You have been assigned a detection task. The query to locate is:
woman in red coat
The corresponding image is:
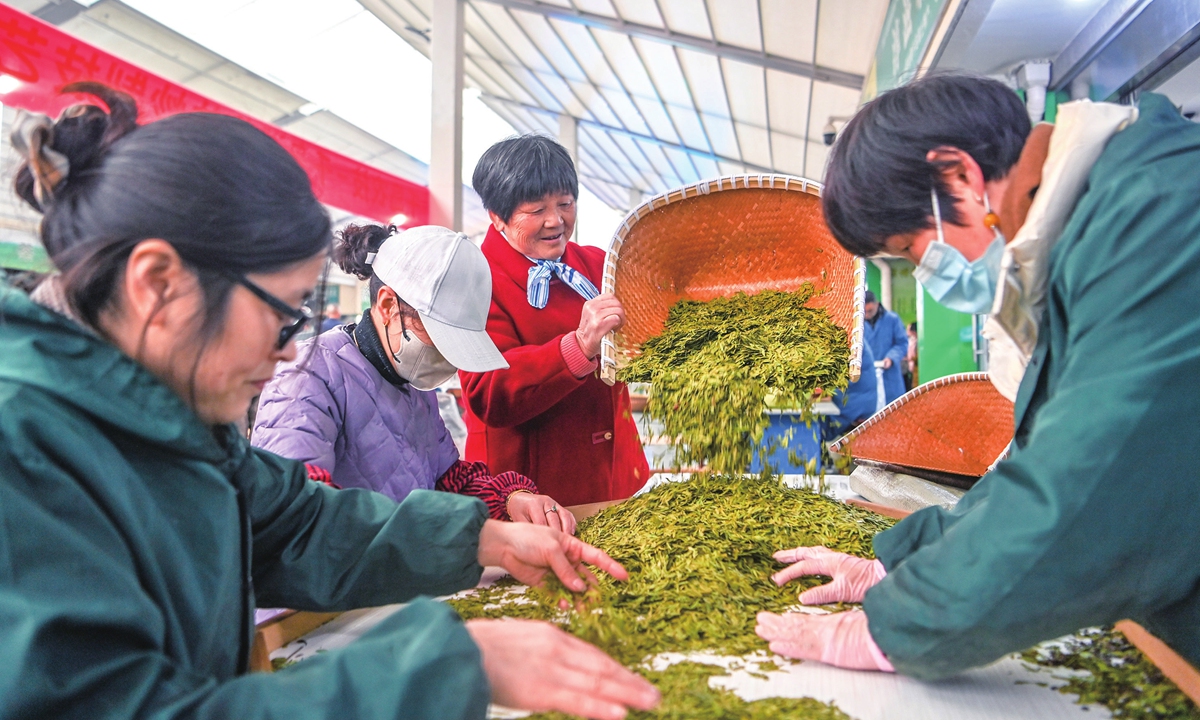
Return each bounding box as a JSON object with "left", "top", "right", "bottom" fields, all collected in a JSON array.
[{"left": 461, "top": 135, "right": 650, "bottom": 507}]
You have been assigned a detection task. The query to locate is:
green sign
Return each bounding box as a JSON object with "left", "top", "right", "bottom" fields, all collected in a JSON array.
[
  {"left": 0, "top": 241, "right": 51, "bottom": 272},
  {"left": 863, "top": 0, "right": 949, "bottom": 101},
  {"left": 916, "top": 285, "right": 977, "bottom": 381}
]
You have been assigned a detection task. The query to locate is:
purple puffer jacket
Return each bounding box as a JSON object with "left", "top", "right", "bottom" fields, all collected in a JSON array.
[{"left": 252, "top": 327, "right": 459, "bottom": 501}]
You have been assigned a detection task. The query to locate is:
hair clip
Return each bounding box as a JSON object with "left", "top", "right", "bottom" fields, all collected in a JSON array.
[
  {"left": 11, "top": 111, "right": 70, "bottom": 208},
  {"left": 365, "top": 252, "right": 377, "bottom": 265}
]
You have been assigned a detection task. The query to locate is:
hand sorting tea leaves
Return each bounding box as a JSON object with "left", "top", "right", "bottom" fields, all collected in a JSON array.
[
  {"left": 449, "top": 474, "right": 1199, "bottom": 718},
  {"left": 448, "top": 473, "right": 893, "bottom": 718},
  {"left": 618, "top": 287, "right": 849, "bottom": 473}
]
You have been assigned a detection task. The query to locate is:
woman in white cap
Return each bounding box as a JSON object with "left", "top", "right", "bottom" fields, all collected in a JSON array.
[{"left": 253, "top": 223, "right": 575, "bottom": 532}]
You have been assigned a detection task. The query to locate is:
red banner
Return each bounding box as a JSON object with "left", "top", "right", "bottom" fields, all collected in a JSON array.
[{"left": 0, "top": 4, "right": 428, "bottom": 225}]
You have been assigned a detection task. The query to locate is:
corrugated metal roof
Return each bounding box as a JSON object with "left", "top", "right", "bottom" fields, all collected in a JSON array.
[
  {"left": 363, "top": 0, "right": 888, "bottom": 209},
  {"left": 6, "top": 0, "right": 494, "bottom": 237}
]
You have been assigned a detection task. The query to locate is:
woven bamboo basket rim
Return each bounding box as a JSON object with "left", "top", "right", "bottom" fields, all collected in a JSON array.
[
  {"left": 831, "top": 372, "right": 1014, "bottom": 477},
  {"left": 598, "top": 173, "right": 865, "bottom": 387}
]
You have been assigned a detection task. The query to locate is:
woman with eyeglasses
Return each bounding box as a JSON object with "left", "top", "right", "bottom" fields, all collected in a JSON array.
[
  {"left": 0, "top": 83, "right": 658, "bottom": 720},
  {"left": 252, "top": 223, "right": 576, "bottom": 533}
]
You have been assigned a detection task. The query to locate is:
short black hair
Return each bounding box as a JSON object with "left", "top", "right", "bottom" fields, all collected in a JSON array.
[
  {"left": 822, "top": 74, "right": 1031, "bottom": 256},
  {"left": 471, "top": 134, "right": 578, "bottom": 223},
  {"left": 864, "top": 290, "right": 877, "bottom": 305}
]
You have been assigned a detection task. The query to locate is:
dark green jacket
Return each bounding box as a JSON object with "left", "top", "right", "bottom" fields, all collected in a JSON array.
[
  {"left": 864, "top": 94, "right": 1200, "bottom": 679},
  {"left": 0, "top": 286, "right": 491, "bottom": 718}
]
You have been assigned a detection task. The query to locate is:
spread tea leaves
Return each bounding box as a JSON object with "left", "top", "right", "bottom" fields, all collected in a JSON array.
[
  {"left": 1023, "top": 627, "right": 1199, "bottom": 718},
  {"left": 449, "top": 474, "right": 891, "bottom": 718}
]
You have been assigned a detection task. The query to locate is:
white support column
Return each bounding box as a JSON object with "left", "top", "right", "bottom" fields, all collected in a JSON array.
[
  {"left": 558, "top": 113, "right": 578, "bottom": 164},
  {"left": 628, "top": 187, "right": 643, "bottom": 210},
  {"left": 430, "top": 0, "right": 464, "bottom": 231},
  {"left": 870, "top": 258, "right": 893, "bottom": 310}
]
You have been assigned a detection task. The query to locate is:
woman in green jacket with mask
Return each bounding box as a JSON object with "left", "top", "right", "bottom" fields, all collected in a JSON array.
[
  {"left": 755, "top": 74, "right": 1200, "bottom": 680},
  {"left": 0, "top": 83, "right": 658, "bottom": 720}
]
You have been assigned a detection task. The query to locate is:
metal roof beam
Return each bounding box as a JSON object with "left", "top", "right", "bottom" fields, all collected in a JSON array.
[
  {"left": 480, "top": 93, "right": 775, "bottom": 174},
  {"left": 469, "top": 0, "right": 864, "bottom": 90},
  {"left": 1050, "top": 0, "right": 1151, "bottom": 91},
  {"left": 1051, "top": 0, "right": 1200, "bottom": 99}
]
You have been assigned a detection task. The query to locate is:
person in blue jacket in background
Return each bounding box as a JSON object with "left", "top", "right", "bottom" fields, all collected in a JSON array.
[
  {"left": 862, "top": 290, "right": 908, "bottom": 404},
  {"left": 823, "top": 341, "right": 880, "bottom": 441}
]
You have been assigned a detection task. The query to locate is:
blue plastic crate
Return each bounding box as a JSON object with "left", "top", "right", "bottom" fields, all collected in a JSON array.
[{"left": 747, "top": 413, "right": 823, "bottom": 474}]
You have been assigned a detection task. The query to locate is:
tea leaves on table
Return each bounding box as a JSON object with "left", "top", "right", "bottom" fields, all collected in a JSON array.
[{"left": 449, "top": 474, "right": 892, "bottom": 719}]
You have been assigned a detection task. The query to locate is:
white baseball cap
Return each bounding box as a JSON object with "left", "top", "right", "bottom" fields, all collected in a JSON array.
[{"left": 370, "top": 225, "right": 508, "bottom": 372}]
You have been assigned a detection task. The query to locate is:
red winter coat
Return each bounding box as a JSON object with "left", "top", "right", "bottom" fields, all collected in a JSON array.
[{"left": 460, "top": 227, "right": 649, "bottom": 506}]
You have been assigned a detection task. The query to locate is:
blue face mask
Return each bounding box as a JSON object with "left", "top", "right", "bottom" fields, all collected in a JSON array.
[{"left": 912, "top": 187, "right": 1004, "bottom": 315}]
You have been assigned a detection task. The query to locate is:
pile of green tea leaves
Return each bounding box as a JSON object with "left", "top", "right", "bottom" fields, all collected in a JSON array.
[
  {"left": 567, "top": 660, "right": 852, "bottom": 720},
  {"left": 618, "top": 287, "right": 849, "bottom": 474},
  {"left": 1022, "top": 627, "right": 1200, "bottom": 719},
  {"left": 448, "top": 473, "right": 892, "bottom": 718}
]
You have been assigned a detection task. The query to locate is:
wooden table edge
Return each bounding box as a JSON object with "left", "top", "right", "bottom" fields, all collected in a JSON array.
[
  {"left": 1115, "top": 620, "right": 1200, "bottom": 706},
  {"left": 250, "top": 611, "right": 342, "bottom": 672}
]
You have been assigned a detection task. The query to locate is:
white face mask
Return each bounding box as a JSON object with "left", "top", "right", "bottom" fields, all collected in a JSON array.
[
  {"left": 389, "top": 327, "right": 458, "bottom": 392},
  {"left": 912, "top": 187, "right": 1005, "bottom": 315}
]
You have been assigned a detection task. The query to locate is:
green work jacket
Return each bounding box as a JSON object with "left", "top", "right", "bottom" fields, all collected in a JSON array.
[
  {"left": 0, "top": 286, "right": 491, "bottom": 718},
  {"left": 864, "top": 93, "right": 1200, "bottom": 679}
]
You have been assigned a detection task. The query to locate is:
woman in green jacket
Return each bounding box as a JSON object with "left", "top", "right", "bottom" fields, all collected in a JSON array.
[
  {"left": 0, "top": 83, "right": 658, "bottom": 720},
  {"left": 755, "top": 75, "right": 1200, "bottom": 679}
]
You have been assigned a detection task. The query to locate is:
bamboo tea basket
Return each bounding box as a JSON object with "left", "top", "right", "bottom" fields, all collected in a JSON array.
[
  {"left": 598, "top": 175, "right": 865, "bottom": 386},
  {"left": 831, "top": 372, "right": 1014, "bottom": 481}
]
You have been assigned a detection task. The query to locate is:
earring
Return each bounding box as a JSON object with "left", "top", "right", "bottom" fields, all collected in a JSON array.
[{"left": 982, "top": 191, "right": 1001, "bottom": 230}]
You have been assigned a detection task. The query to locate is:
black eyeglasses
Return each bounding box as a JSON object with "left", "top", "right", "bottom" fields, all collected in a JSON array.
[{"left": 228, "top": 273, "right": 314, "bottom": 350}]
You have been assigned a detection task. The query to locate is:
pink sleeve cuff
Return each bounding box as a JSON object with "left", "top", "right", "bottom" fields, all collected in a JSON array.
[
  {"left": 863, "top": 563, "right": 893, "bottom": 673},
  {"left": 870, "top": 559, "right": 887, "bottom": 583},
  {"left": 560, "top": 332, "right": 598, "bottom": 378},
  {"left": 867, "top": 627, "right": 896, "bottom": 672}
]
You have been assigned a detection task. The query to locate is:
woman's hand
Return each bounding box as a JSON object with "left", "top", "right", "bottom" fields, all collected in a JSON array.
[
  {"left": 576, "top": 293, "right": 626, "bottom": 359},
  {"left": 477, "top": 519, "right": 626, "bottom": 592},
  {"left": 506, "top": 491, "right": 578, "bottom": 534},
  {"left": 467, "top": 618, "right": 660, "bottom": 719},
  {"left": 771, "top": 546, "right": 886, "bottom": 604}
]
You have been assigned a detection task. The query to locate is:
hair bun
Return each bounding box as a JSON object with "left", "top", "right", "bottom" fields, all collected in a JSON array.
[
  {"left": 13, "top": 81, "right": 138, "bottom": 212},
  {"left": 333, "top": 223, "right": 391, "bottom": 280}
]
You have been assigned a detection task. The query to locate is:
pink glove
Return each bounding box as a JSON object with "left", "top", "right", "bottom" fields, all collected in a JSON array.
[
  {"left": 771, "top": 546, "right": 886, "bottom": 604},
  {"left": 756, "top": 609, "right": 894, "bottom": 672}
]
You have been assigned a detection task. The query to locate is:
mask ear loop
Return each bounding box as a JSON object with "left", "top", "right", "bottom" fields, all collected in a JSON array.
[
  {"left": 383, "top": 315, "right": 398, "bottom": 358},
  {"left": 384, "top": 288, "right": 413, "bottom": 342},
  {"left": 931, "top": 187, "right": 946, "bottom": 244}
]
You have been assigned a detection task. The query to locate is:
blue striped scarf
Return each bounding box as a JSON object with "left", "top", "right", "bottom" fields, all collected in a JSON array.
[{"left": 526, "top": 259, "right": 599, "bottom": 309}]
